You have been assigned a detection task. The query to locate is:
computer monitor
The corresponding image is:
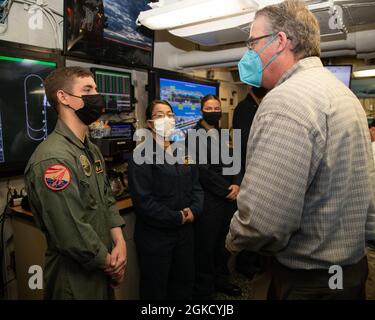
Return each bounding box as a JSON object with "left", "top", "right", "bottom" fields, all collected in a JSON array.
[
  {"left": 351, "top": 78, "right": 375, "bottom": 98},
  {"left": 160, "top": 77, "right": 218, "bottom": 130},
  {"left": 149, "top": 69, "right": 219, "bottom": 140},
  {"left": 92, "top": 68, "right": 132, "bottom": 113},
  {"left": 64, "top": 0, "right": 153, "bottom": 68},
  {"left": 0, "top": 42, "right": 62, "bottom": 176},
  {"left": 324, "top": 65, "right": 352, "bottom": 87}
]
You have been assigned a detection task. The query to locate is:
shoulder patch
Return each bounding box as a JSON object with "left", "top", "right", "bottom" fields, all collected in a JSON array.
[{"left": 44, "top": 164, "right": 71, "bottom": 191}]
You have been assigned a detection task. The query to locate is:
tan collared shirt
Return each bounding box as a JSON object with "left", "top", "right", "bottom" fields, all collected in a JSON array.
[{"left": 227, "top": 57, "right": 375, "bottom": 269}]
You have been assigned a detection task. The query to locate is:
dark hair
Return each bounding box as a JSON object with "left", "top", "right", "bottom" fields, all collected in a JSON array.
[
  {"left": 201, "top": 94, "right": 220, "bottom": 109},
  {"left": 252, "top": 86, "right": 269, "bottom": 98},
  {"left": 146, "top": 100, "right": 173, "bottom": 120},
  {"left": 44, "top": 66, "right": 94, "bottom": 110}
]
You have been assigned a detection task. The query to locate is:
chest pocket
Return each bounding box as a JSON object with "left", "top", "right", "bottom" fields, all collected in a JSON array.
[{"left": 79, "top": 179, "right": 98, "bottom": 211}]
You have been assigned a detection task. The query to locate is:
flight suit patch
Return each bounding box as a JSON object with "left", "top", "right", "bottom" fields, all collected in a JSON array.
[
  {"left": 44, "top": 164, "right": 71, "bottom": 191},
  {"left": 80, "top": 155, "right": 92, "bottom": 177},
  {"left": 95, "top": 160, "right": 104, "bottom": 174}
]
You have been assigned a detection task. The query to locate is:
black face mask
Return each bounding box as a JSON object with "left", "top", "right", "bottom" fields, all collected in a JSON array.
[
  {"left": 64, "top": 92, "right": 105, "bottom": 125},
  {"left": 202, "top": 111, "right": 222, "bottom": 126}
]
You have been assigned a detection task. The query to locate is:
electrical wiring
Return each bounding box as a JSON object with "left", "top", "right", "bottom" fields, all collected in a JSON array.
[
  {"left": 33, "top": 2, "right": 63, "bottom": 47},
  {"left": 12, "top": 0, "right": 62, "bottom": 48},
  {"left": 43, "top": 3, "right": 62, "bottom": 17},
  {"left": 40, "top": 6, "right": 59, "bottom": 47},
  {"left": 12, "top": 0, "right": 57, "bottom": 45},
  {"left": 43, "top": 6, "right": 63, "bottom": 48}
]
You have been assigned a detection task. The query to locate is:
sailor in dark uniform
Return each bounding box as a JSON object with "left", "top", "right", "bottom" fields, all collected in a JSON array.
[
  {"left": 187, "top": 94, "right": 242, "bottom": 299},
  {"left": 128, "top": 100, "right": 204, "bottom": 300}
]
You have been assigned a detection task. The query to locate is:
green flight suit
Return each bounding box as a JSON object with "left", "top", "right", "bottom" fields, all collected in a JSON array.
[{"left": 24, "top": 119, "right": 125, "bottom": 300}]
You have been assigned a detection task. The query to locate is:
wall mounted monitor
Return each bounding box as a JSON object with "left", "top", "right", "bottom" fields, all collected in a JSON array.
[
  {"left": 91, "top": 68, "right": 132, "bottom": 113},
  {"left": 351, "top": 78, "right": 375, "bottom": 98},
  {"left": 149, "top": 69, "right": 219, "bottom": 140},
  {"left": 0, "top": 41, "right": 63, "bottom": 177},
  {"left": 324, "top": 65, "right": 352, "bottom": 87},
  {"left": 64, "top": 0, "right": 153, "bottom": 68}
]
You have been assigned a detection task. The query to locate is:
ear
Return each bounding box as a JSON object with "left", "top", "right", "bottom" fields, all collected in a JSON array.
[
  {"left": 56, "top": 89, "right": 69, "bottom": 106},
  {"left": 276, "top": 31, "right": 289, "bottom": 53}
]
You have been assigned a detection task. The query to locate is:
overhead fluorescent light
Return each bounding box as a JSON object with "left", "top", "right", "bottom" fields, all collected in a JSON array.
[
  {"left": 137, "top": 0, "right": 258, "bottom": 30},
  {"left": 353, "top": 67, "right": 375, "bottom": 78},
  {"left": 169, "top": 12, "right": 255, "bottom": 37}
]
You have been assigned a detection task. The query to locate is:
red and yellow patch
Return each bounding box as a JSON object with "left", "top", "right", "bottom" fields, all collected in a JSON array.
[{"left": 44, "top": 164, "right": 71, "bottom": 191}]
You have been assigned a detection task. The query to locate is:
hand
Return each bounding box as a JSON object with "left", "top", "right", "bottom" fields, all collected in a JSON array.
[
  {"left": 180, "top": 210, "right": 188, "bottom": 224},
  {"left": 183, "top": 208, "right": 194, "bottom": 223},
  {"left": 103, "top": 253, "right": 112, "bottom": 270},
  {"left": 226, "top": 185, "right": 240, "bottom": 201},
  {"left": 104, "top": 239, "right": 127, "bottom": 277},
  {"left": 110, "top": 268, "right": 125, "bottom": 289},
  {"left": 225, "top": 232, "right": 241, "bottom": 255}
]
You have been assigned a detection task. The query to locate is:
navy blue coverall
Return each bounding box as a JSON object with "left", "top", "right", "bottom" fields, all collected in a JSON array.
[
  {"left": 128, "top": 139, "right": 204, "bottom": 300},
  {"left": 187, "top": 120, "right": 242, "bottom": 299}
]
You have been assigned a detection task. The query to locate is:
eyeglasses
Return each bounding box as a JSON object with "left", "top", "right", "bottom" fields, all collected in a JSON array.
[
  {"left": 246, "top": 33, "right": 276, "bottom": 50},
  {"left": 151, "top": 112, "right": 175, "bottom": 120}
]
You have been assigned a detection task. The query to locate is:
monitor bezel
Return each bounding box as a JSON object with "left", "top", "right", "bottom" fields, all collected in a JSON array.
[{"left": 0, "top": 40, "right": 64, "bottom": 178}]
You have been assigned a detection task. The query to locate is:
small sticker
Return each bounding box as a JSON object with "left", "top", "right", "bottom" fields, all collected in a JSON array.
[
  {"left": 95, "top": 160, "right": 104, "bottom": 174},
  {"left": 79, "top": 155, "right": 92, "bottom": 176},
  {"left": 44, "top": 164, "right": 71, "bottom": 191}
]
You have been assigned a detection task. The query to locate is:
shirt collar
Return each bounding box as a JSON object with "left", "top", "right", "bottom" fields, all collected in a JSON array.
[
  {"left": 275, "top": 56, "right": 323, "bottom": 87},
  {"left": 54, "top": 118, "right": 88, "bottom": 150}
]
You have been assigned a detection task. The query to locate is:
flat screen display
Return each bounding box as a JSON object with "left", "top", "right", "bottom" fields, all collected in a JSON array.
[
  {"left": 65, "top": 0, "right": 153, "bottom": 68},
  {"left": 325, "top": 65, "right": 352, "bottom": 87},
  {"left": 159, "top": 77, "right": 218, "bottom": 140},
  {"left": 351, "top": 78, "right": 375, "bottom": 98},
  {"left": 0, "top": 54, "right": 57, "bottom": 176},
  {"left": 103, "top": 0, "right": 153, "bottom": 51},
  {"left": 92, "top": 68, "right": 132, "bottom": 113}
]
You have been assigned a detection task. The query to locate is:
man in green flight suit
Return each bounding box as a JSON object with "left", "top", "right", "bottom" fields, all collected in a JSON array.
[{"left": 24, "top": 66, "right": 127, "bottom": 299}]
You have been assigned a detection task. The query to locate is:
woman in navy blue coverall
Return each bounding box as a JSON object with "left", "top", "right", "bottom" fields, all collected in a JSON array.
[
  {"left": 128, "top": 100, "right": 204, "bottom": 300},
  {"left": 188, "top": 94, "right": 242, "bottom": 299}
]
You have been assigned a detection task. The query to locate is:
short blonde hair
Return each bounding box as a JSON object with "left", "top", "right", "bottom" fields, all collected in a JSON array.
[{"left": 255, "top": 0, "right": 321, "bottom": 58}]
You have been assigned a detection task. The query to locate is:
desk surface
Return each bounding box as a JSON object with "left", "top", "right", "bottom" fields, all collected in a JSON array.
[{"left": 11, "top": 197, "right": 133, "bottom": 219}]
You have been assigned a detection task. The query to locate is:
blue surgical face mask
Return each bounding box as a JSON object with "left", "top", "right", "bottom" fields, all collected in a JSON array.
[{"left": 238, "top": 34, "right": 280, "bottom": 87}]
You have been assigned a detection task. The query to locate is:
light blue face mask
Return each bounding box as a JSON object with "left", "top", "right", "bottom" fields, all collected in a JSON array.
[{"left": 238, "top": 33, "right": 280, "bottom": 87}]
